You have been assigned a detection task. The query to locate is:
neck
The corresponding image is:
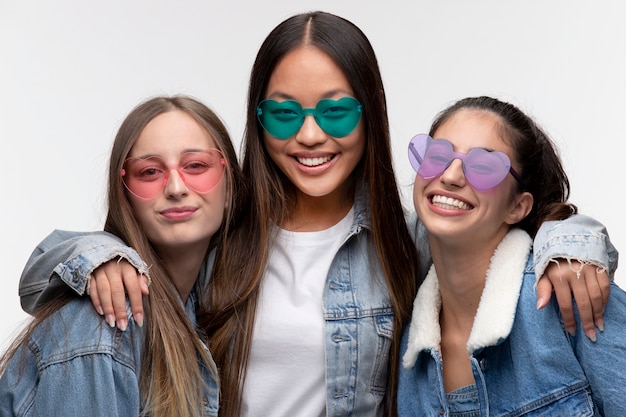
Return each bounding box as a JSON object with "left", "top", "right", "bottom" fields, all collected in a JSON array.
[
  {"left": 428, "top": 228, "right": 507, "bottom": 332},
  {"left": 157, "top": 241, "right": 209, "bottom": 303},
  {"left": 281, "top": 181, "right": 355, "bottom": 232}
]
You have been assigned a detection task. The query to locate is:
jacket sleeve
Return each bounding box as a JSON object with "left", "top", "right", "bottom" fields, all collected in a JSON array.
[
  {"left": 19, "top": 229, "right": 149, "bottom": 314},
  {"left": 533, "top": 214, "right": 618, "bottom": 281}
]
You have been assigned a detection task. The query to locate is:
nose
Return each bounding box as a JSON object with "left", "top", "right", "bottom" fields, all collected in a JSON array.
[
  {"left": 294, "top": 114, "right": 327, "bottom": 146},
  {"left": 439, "top": 158, "right": 467, "bottom": 188},
  {"left": 163, "top": 169, "right": 189, "bottom": 198}
]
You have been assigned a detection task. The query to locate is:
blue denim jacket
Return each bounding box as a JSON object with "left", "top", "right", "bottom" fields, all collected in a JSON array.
[
  {"left": 16, "top": 205, "right": 617, "bottom": 416},
  {"left": 398, "top": 229, "right": 626, "bottom": 416},
  {"left": 4, "top": 240, "right": 219, "bottom": 416}
]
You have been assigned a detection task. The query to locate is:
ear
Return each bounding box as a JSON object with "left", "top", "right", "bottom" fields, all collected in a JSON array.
[{"left": 505, "top": 191, "right": 533, "bottom": 225}]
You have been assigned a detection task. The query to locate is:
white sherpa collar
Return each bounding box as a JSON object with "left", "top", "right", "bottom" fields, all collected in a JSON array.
[{"left": 402, "top": 229, "right": 532, "bottom": 369}]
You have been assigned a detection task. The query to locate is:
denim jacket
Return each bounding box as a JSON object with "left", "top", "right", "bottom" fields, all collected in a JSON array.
[
  {"left": 398, "top": 229, "right": 626, "bottom": 416},
  {"left": 3, "top": 245, "right": 219, "bottom": 416},
  {"left": 16, "top": 201, "right": 617, "bottom": 416}
]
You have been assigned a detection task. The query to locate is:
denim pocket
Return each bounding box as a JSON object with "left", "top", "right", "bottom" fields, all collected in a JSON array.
[{"left": 505, "top": 387, "right": 594, "bottom": 417}]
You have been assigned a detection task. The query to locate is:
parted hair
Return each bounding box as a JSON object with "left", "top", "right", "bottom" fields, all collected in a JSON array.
[
  {"left": 105, "top": 95, "right": 246, "bottom": 416},
  {"left": 199, "top": 11, "right": 420, "bottom": 417}
]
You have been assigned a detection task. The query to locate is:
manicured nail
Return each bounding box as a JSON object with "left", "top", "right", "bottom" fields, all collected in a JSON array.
[
  {"left": 96, "top": 306, "right": 104, "bottom": 315},
  {"left": 135, "top": 313, "right": 144, "bottom": 328},
  {"left": 596, "top": 318, "right": 604, "bottom": 332},
  {"left": 106, "top": 314, "right": 116, "bottom": 328},
  {"left": 585, "top": 329, "right": 597, "bottom": 342},
  {"left": 117, "top": 319, "right": 128, "bottom": 332},
  {"left": 566, "top": 326, "right": 576, "bottom": 337}
]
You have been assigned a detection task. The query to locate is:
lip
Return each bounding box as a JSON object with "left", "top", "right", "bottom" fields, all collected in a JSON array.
[{"left": 159, "top": 206, "right": 198, "bottom": 221}]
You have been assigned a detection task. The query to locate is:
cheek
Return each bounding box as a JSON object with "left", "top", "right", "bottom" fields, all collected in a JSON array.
[
  {"left": 343, "top": 125, "right": 366, "bottom": 161},
  {"left": 202, "top": 182, "right": 228, "bottom": 228},
  {"left": 128, "top": 198, "right": 153, "bottom": 230},
  {"left": 262, "top": 135, "right": 283, "bottom": 165}
]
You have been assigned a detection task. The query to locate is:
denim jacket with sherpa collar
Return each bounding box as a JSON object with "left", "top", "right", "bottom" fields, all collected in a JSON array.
[{"left": 398, "top": 228, "right": 626, "bottom": 416}]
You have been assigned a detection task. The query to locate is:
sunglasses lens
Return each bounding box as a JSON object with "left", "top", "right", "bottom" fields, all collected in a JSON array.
[
  {"left": 419, "top": 140, "right": 455, "bottom": 178},
  {"left": 177, "top": 150, "right": 226, "bottom": 193},
  {"left": 462, "top": 149, "right": 511, "bottom": 191},
  {"left": 408, "top": 134, "right": 452, "bottom": 178},
  {"left": 122, "top": 156, "right": 167, "bottom": 199},
  {"left": 122, "top": 150, "right": 225, "bottom": 199},
  {"left": 315, "top": 97, "right": 362, "bottom": 138},
  {"left": 257, "top": 100, "right": 304, "bottom": 139}
]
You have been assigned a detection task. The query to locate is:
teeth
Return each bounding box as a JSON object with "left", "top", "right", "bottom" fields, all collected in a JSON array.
[
  {"left": 297, "top": 155, "right": 333, "bottom": 167},
  {"left": 432, "top": 195, "right": 472, "bottom": 210}
]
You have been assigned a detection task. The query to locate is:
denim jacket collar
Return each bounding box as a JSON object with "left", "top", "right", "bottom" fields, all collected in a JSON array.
[
  {"left": 403, "top": 229, "right": 532, "bottom": 368},
  {"left": 350, "top": 181, "right": 372, "bottom": 234}
]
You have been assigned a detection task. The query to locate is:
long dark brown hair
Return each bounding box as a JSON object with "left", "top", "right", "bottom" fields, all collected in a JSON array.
[{"left": 200, "top": 11, "right": 420, "bottom": 416}]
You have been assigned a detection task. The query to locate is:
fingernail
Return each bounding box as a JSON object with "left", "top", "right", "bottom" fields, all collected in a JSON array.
[
  {"left": 97, "top": 306, "right": 104, "bottom": 316},
  {"left": 585, "top": 329, "right": 597, "bottom": 342},
  {"left": 117, "top": 319, "right": 128, "bottom": 332},
  {"left": 106, "top": 314, "right": 116, "bottom": 328},
  {"left": 536, "top": 299, "right": 544, "bottom": 310},
  {"left": 566, "top": 326, "right": 576, "bottom": 337},
  {"left": 135, "top": 313, "right": 144, "bottom": 328},
  {"left": 597, "top": 319, "right": 604, "bottom": 332}
]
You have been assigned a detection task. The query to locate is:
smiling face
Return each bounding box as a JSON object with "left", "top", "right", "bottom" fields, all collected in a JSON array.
[
  {"left": 261, "top": 46, "right": 366, "bottom": 204},
  {"left": 126, "top": 110, "right": 227, "bottom": 255},
  {"left": 413, "top": 109, "right": 532, "bottom": 247}
]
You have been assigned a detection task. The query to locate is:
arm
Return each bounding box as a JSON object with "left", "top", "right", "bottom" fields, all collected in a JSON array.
[
  {"left": 19, "top": 230, "right": 149, "bottom": 322},
  {"left": 533, "top": 214, "right": 618, "bottom": 340}
]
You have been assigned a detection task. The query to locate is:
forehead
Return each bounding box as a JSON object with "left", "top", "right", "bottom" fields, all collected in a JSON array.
[
  {"left": 433, "top": 109, "right": 511, "bottom": 153},
  {"left": 265, "top": 46, "right": 354, "bottom": 103},
  {"left": 131, "top": 110, "right": 217, "bottom": 157}
]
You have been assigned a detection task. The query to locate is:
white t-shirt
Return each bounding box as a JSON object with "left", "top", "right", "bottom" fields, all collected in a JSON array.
[{"left": 241, "top": 208, "right": 355, "bottom": 417}]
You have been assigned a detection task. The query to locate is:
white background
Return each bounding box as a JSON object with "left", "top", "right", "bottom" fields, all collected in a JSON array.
[{"left": 1, "top": 1, "right": 624, "bottom": 350}]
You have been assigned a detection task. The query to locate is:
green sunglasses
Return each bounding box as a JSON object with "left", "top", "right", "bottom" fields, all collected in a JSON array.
[{"left": 256, "top": 97, "right": 363, "bottom": 140}]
